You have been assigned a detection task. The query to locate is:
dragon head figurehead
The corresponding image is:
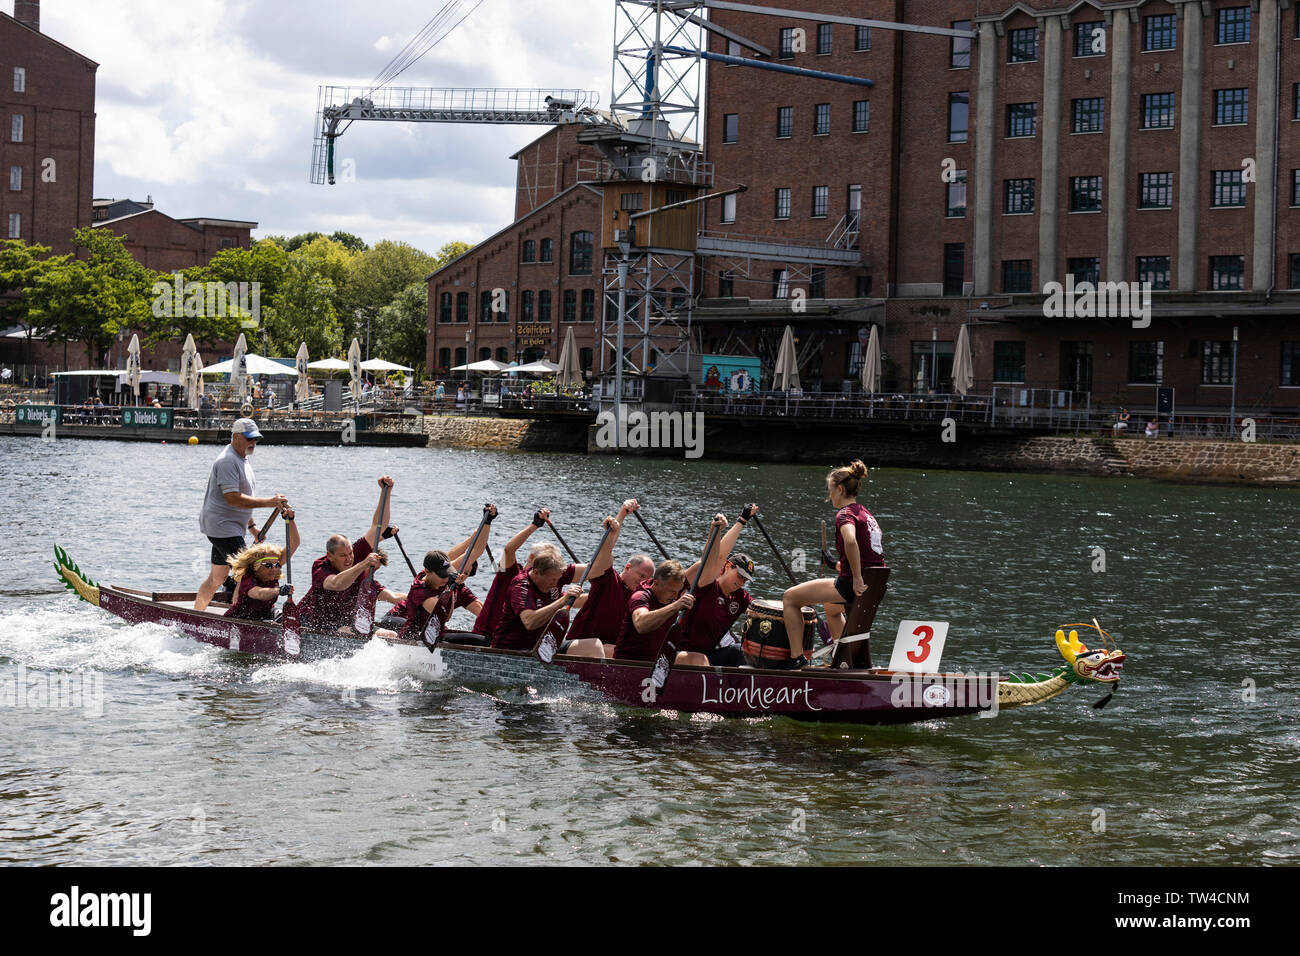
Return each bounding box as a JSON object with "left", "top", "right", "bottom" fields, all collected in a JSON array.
[{"left": 1055, "top": 627, "right": 1125, "bottom": 685}]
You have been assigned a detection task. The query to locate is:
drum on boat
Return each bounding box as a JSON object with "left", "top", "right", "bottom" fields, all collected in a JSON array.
[{"left": 741, "top": 598, "right": 816, "bottom": 666}]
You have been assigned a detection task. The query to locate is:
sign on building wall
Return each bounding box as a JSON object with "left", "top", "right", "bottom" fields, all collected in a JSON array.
[
  {"left": 15, "top": 405, "right": 61, "bottom": 425},
  {"left": 517, "top": 323, "right": 552, "bottom": 347},
  {"left": 701, "top": 355, "right": 762, "bottom": 394}
]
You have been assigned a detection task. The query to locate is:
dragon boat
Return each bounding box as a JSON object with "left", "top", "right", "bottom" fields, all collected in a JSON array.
[{"left": 54, "top": 545, "right": 1126, "bottom": 725}]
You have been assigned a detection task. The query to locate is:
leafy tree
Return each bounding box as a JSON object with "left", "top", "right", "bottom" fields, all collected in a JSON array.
[
  {"left": 0, "top": 239, "right": 58, "bottom": 324},
  {"left": 432, "top": 241, "right": 473, "bottom": 269},
  {"left": 267, "top": 251, "right": 342, "bottom": 357},
  {"left": 329, "top": 230, "right": 367, "bottom": 252},
  {"left": 345, "top": 240, "right": 438, "bottom": 347},
  {"left": 373, "top": 281, "right": 429, "bottom": 373}
]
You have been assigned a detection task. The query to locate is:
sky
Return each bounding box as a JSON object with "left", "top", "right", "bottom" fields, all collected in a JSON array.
[{"left": 39, "top": 0, "right": 618, "bottom": 254}]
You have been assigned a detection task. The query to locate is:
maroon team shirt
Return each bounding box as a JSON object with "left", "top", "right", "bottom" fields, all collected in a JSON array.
[
  {"left": 225, "top": 573, "right": 277, "bottom": 621},
  {"left": 491, "top": 565, "right": 577, "bottom": 650},
  {"left": 298, "top": 535, "right": 374, "bottom": 629},
  {"left": 473, "top": 564, "right": 523, "bottom": 636},
  {"left": 679, "top": 580, "right": 751, "bottom": 653},
  {"left": 835, "top": 503, "right": 885, "bottom": 573},
  {"left": 398, "top": 571, "right": 479, "bottom": 644},
  {"left": 614, "top": 580, "right": 677, "bottom": 661},
  {"left": 566, "top": 567, "right": 634, "bottom": 644}
]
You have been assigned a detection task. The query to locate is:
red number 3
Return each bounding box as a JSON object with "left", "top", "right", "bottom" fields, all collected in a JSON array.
[{"left": 907, "top": 625, "right": 934, "bottom": 663}]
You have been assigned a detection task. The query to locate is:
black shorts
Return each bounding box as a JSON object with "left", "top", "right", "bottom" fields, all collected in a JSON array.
[
  {"left": 207, "top": 535, "right": 246, "bottom": 567},
  {"left": 707, "top": 645, "right": 746, "bottom": 667},
  {"left": 833, "top": 575, "right": 856, "bottom": 606},
  {"left": 377, "top": 612, "right": 406, "bottom": 630}
]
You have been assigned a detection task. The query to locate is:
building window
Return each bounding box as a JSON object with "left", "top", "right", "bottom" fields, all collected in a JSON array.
[
  {"left": 497, "top": 290, "right": 510, "bottom": 322},
  {"left": 817, "top": 23, "right": 832, "bottom": 55},
  {"left": 811, "top": 185, "right": 829, "bottom": 218},
  {"left": 580, "top": 289, "right": 594, "bottom": 322},
  {"left": 10, "top": 114, "right": 22, "bottom": 143},
  {"left": 579, "top": 347, "right": 593, "bottom": 372},
  {"left": 7, "top": 213, "right": 19, "bottom": 239},
  {"left": 1129, "top": 341, "right": 1164, "bottom": 384},
  {"left": 538, "top": 290, "right": 551, "bottom": 323},
  {"left": 8, "top": 166, "right": 20, "bottom": 192},
  {"left": 665, "top": 188, "right": 686, "bottom": 206},
  {"left": 773, "top": 270, "right": 789, "bottom": 298},
  {"left": 496, "top": 347, "right": 509, "bottom": 363},
  {"left": 438, "top": 348, "right": 451, "bottom": 370},
  {"left": 943, "top": 243, "right": 965, "bottom": 296},
  {"left": 620, "top": 192, "right": 643, "bottom": 212},
  {"left": 540, "top": 238, "right": 553, "bottom": 262},
  {"left": 1006, "top": 102, "right": 1037, "bottom": 137},
  {"left": 438, "top": 292, "right": 452, "bottom": 323},
  {"left": 1067, "top": 257, "right": 1100, "bottom": 285},
  {"left": 1214, "top": 88, "right": 1248, "bottom": 125},
  {"left": 855, "top": 25, "right": 871, "bottom": 52},
  {"left": 480, "top": 290, "right": 492, "bottom": 323},
  {"left": 951, "top": 21, "right": 971, "bottom": 68},
  {"left": 563, "top": 289, "right": 576, "bottom": 322},
  {"left": 726, "top": 39, "right": 740, "bottom": 57},
  {"left": 723, "top": 113, "right": 738, "bottom": 143},
  {"left": 1002, "top": 260, "right": 1033, "bottom": 294},
  {"left": 1139, "top": 172, "right": 1173, "bottom": 209},
  {"left": 1212, "top": 170, "right": 1247, "bottom": 208},
  {"left": 852, "top": 100, "right": 870, "bottom": 132},
  {"left": 1282, "top": 342, "right": 1300, "bottom": 386},
  {"left": 1072, "top": 97, "right": 1105, "bottom": 133},
  {"left": 1004, "top": 178, "right": 1035, "bottom": 214},
  {"left": 1075, "top": 22, "right": 1105, "bottom": 57},
  {"left": 1209, "top": 256, "right": 1244, "bottom": 290},
  {"left": 946, "top": 170, "right": 967, "bottom": 218},
  {"left": 1202, "top": 341, "right": 1234, "bottom": 384},
  {"left": 478, "top": 347, "right": 491, "bottom": 362},
  {"left": 948, "top": 92, "right": 969, "bottom": 142},
  {"left": 1137, "top": 256, "right": 1171, "bottom": 290},
  {"left": 813, "top": 103, "right": 830, "bottom": 135},
  {"left": 456, "top": 292, "right": 468, "bottom": 323},
  {"left": 569, "top": 230, "right": 593, "bottom": 275},
  {"left": 1216, "top": 7, "right": 1251, "bottom": 45},
  {"left": 776, "top": 106, "right": 793, "bottom": 138},
  {"left": 1144, "top": 14, "right": 1176, "bottom": 51},
  {"left": 774, "top": 187, "right": 791, "bottom": 219},
  {"left": 721, "top": 192, "right": 737, "bottom": 223},
  {"left": 521, "top": 290, "right": 534, "bottom": 322},
  {"left": 1293, "top": 169, "right": 1300, "bottom": 207},
  {"left": 810, "top": 268, "right": 825, "bottom": 299},
  {"left": 779, "top": 27, "right": 797, "bottom": 58},
  {"left": 453, "top": 347, "right": 467, "bottom": 368},
  {"left": 994, "top": 341, "right": 1027, "bottom": 382},
  {"left": 12, "top": 67, "right": 24, "bottom": 93},
  {"left": 1008, "top": 27, "right": 1039, "bottom": 63},
  {"left": 1294, "top": 83, "right": 1300, "bottom": 121},
  {"left": 856, "top": 275, "right": 873, "bottom": 297},
  {"left": 1070, "top": 176, "right": 1103, "bottom": 212},
  {"left": 1141, "top": 92, "right": 1175, "bottom": 129},
  {"left": 719, "top": 271, "right": 734, "bottom": 297},
  {"left": 522, "top": 240, "right": 536, "bottom": 263},
  {"left": 219, "top": 237, "right": 233, "bottom": 249}
]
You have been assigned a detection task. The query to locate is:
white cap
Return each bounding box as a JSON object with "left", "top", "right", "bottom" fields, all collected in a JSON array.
[{"left": 232, "top": 418, "right": 262, "bottom": 439}]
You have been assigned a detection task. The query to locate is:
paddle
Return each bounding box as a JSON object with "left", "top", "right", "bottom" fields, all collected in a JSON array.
[
  {"left": 385, "top": 525, "right": 419, "bottom": 579},
  {"left": 752, "top": 512, "right": 833, "bottom": 645},
  {"left": 649, "top": 521, "right": 721, "bottom": 692},
  {"left": 535, "top": 520, "right": 613, "bottom": 663},
  {"left": 281, "top": 512, "right": 300, "bottom": 656},
  {"left": 545, "top": 518, "right": 579, "bottom": 564},
  {"left": 249, "top": 509, "right": 279, "bottom": 543},
  {"left": 352, "top": 482, "right": 391, "bottom": 635},
  {"left": 631, "top": 509, "right": 671, "bottom": 561},
  {"left": 423, "top": 504, "right": 493, "bottom": 651}
]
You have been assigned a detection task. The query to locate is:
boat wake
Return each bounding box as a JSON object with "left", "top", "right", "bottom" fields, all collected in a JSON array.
[{"left": 250, "top": 637, "right": 449, "bottom": 692}]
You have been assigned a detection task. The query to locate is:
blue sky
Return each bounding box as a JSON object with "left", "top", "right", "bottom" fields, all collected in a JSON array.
[{"left": 41, "top": 0, "right": 615, "bottom": 252}]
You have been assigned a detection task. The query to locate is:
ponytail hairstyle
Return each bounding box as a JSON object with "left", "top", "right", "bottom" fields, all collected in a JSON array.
[{"left": 827, "top": 459, "right": 868, "bottom": 498}]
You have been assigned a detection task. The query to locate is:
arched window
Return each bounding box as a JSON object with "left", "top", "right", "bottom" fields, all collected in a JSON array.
[
  {"left": 496, "top": 347, "right": 509, "bottom": 363},
  {"left": 581, "top": 289, "right": 595, "bottom": 322},
  {"left": 439, "top": 292, "right": 452, "bottom": 323},
  {"left": 563, "top": 290, "right": 576, "bottom": 322},
  {"left": 521, "top": 290, "right": 534, "bottom": 322},
  {"left": 480, "top": 290, "right": 492, "bottom": 323},
  {"left": 522, "top": 240, "right": 536, "bottom": 263},
  {"left": 569, "top": 231, "right": 593, "bottom": 275},
  {"left": 540, "top": 238, "right": 553, "bottom": 262},
  {"left": 456, "top": 292, "right": 469, "bottom": 323},
  {"left": 454, "top": 347, "right": 467, "bottom": 368},
  {"left": 438, "top": 347, "right": 451, "bottom": 369},
  {"left": 538, "top": 290, "right": 551, "bottom": 323},
  {"left": 579, "top": 347, "right": 593, "bottom": 372},
  {"left": 479, "top": 347, "right": 491, "bottom": 361}
]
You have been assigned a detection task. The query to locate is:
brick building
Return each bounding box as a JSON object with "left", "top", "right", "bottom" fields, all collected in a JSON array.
[
  {"left": 0, "top": 0, "right": 96, "bottom": 254},
  {"left": 91, "top": 202, "right": 257, "bottom": 272}
]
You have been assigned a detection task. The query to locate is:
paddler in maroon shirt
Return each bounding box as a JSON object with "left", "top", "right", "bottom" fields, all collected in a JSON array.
[
  {"left": 565, "top": 499, "right": 653, "bottom": 652},
  {"left": 397, "top": 549, "right": 487, "bottom": 647},
  {"left": 613, "top": 558, "right": 696, "bottom": 661},
  {"left": 673, "top": 504, "right": 759, "bottom": 668},
  {"left": 472, "top": 507, "right": 552, "bottom": 638},
  {"left": 297, "top": 475, "right": 398, "bottom": 634},
  {"left": 490, "top": 542, "right": 603, "bottom": 657}
]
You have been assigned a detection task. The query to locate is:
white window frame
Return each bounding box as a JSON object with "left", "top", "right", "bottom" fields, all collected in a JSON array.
[
  {"left": 8, "top": 214, "right": 20, "bottom": 239},
  {"left": 10, "top": 114, "right": 22, "bottom": 143},
  {"left": 9, "top": 166, "right": 20, "bottom": 191},
  {"left": 721, "top": 193, "right": 736, "bottom": 223},
  {"left": 13, "top": 67, "right": 26, "bottom": 93}
]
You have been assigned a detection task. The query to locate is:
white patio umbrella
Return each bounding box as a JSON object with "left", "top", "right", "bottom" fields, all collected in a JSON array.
[
  {"left": 556, "top": 327, "right": 581, "bottom": 390},
  {"left": 201, "top": 353, "right": 296, "bottom": 376},
  {"left": 307, "top": 358, "right": 350, "bottom": 372},
  {"left": 511, "top": 359, "right": 560, "bottom": 375},
  {"left": 295, "top": 343, "right": 310, "bottom": 404},
  {"left": 231, "top": 333, "right": 248, "bottom": 403},
  {"left": 359, "top": 358, "right": 414, "bottom": 373},
  {"left": 952, "top": 323, "right": 974, "bottom": 397},
  {"left": 772, "top": 325, "right": 800, "bottom": 392},
  {"left": 348, "top": 338, "right": 362, "bottom": 403},
  {"left": 450, "top": 359, "right": 509, "bottom": 373},
  {"left": 179, "top": 334, "right": 195, "bottom": 403},
  {"left": 187, "top": 353, "right": 205, "bottom": 410},
  {"left": 861, "top": 324, "right": 882, "bottom": 394},
  {"left": 126, "top": 333, "right": 141, "bottom": 404}
]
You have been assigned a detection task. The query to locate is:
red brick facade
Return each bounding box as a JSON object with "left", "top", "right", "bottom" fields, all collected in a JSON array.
[{"left": 92, "top": 209, "right": 256, "bottom": 273}]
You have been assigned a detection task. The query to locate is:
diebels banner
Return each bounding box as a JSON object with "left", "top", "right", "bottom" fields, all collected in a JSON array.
[
  {"left": 15, "top": 405, "right": 61, "bottom": 425},
  {"left": 121, "top": 407, "right": 172, "bottom": 428}
]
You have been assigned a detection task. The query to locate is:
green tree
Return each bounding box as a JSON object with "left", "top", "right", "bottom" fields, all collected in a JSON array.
[
  {"left": 267, "top": 251, "right": 342, "bottom": 357},
  {"left": 345, "top": 240, "right": 439, "bottom": 349},
  {"left": 373, "top": 281, "right": 429, "bottom": 373},
  {"left": 329, "top": 230, "right": 367, "bottom": 252}
]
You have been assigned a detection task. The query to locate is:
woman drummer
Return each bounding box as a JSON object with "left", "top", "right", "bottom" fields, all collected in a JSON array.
[
  {"left": 778, "top": 460, "right": 884, "bottom": 668},
  {"left": 224, "top": 507, "right": 300, "bottom": 620}
]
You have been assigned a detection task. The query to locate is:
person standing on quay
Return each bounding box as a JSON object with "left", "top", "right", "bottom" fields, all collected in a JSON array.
[{"left": 195, "top": 418, "right": 288, "bottom": 611}]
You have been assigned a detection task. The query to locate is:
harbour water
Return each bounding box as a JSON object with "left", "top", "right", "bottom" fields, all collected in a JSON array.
[{"left": 1, "top": 436, "right": 1296, "bottom": 865}]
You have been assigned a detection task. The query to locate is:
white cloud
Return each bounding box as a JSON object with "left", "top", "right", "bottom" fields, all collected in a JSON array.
[{"left": 39, "top": 0, "right": 616, "bottom": 253}]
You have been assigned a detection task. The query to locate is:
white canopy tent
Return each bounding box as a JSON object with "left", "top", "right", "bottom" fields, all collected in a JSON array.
[
  {"left": 450, "top": 359, "right": 509, "bottom": 373},
  {"left": 359, "top": 359, "right": 414, "bottom": 373},
  {"left": 511, "top": 359, "right": 561, "bottom": 375},
  {"left": 307, "top": 358, "right": 350, "bottom": 372}
]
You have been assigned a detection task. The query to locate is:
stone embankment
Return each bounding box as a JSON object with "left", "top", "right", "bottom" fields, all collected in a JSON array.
[{"left": 423, "top": 415, "right": 587, "bottom": 453}]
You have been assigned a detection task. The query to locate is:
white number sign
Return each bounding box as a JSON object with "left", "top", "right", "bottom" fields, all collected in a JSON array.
[{"left": 888, "top": 620, "right": 948, "bottom": 673}]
